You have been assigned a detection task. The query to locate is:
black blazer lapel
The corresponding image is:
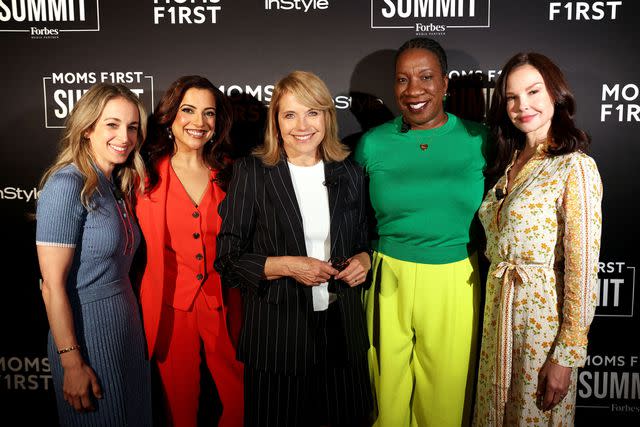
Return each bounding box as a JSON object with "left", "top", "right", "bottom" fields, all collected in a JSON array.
[
  {"left": 325, "top": 161, "right": 347, "bottom": 258},
  {"left": 264, "top": 160, "right": 307, "bottom": 257}
]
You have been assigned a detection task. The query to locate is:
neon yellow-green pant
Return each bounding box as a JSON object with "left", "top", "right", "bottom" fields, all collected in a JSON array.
[{"left": 366, "top": 252, "right": 480, "bottom": 427}]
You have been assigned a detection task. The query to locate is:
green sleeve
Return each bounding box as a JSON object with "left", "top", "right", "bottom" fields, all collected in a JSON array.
[{"left": 354, "top": 132, "right": 369, "bottom": 171}]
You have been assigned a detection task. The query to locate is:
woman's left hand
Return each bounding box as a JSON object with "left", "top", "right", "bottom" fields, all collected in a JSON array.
[
  {"left": 335, "top": 252, "right": 371, "bottom": 287},
  {"left": 536, "top": 360, "right": 572, "bottom": 411}
]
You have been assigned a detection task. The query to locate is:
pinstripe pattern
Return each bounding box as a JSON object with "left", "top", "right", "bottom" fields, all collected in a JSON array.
[
  {"left": 216, "top": 155, "right": 373, "bottom": 424},
  {"left": 244, "top": 306, "right": 372, "bottom": 427},
  {"left": 216, "top": 156, "right": 370, "bottom": 376}
]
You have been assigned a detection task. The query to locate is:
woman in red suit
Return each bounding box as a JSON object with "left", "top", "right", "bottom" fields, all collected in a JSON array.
[{"left": 135, "top": 75, "right": 243, "bottom": 426}]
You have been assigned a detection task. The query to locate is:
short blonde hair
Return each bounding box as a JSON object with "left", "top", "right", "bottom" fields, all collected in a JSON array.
[
  {"left": 39, "top": 83, "right": 147, "bottom": 207},
  {"left": 255, "top": 71, "right": 349, "bottom": 166}
]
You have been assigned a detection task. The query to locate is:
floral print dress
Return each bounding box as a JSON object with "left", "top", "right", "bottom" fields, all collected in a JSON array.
[{"left": 474, "top": 147, "right": 603, "bottom": 426}]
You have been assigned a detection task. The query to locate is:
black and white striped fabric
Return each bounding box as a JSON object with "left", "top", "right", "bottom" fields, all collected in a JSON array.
[
  {"left": 243, "top": 303, "right": 372, "bottom": 427},
  {"left": 215, "top": 155, "right": 371, "bottom": 376}
]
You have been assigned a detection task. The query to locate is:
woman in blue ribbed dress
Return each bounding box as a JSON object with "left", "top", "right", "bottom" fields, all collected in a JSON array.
[{"left": 36, "top": 83, "right": 152, "bottom": 426}]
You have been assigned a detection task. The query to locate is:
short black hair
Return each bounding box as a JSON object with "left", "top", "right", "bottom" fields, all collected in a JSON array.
[{"left": 396, "top": 37, "right": 448, "bottom": 74}]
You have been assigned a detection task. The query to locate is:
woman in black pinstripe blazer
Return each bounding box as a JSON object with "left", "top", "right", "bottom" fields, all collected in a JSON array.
[{"left": 215, "top": 71, "right": 373, "bottom": 426}]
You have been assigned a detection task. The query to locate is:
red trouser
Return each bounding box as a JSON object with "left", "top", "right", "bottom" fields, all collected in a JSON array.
[{"left": 155, "top": 290, "right": 244, "bottom": 427}]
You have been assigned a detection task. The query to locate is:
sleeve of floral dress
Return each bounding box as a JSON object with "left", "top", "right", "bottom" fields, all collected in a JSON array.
[{"left": 551, "top": 154, "right": 603, "bottom": 367}]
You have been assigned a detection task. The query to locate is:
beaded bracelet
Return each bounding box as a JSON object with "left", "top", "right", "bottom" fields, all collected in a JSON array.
[{"left": 57, "top": 344, "right": 81, "bottom": 355}]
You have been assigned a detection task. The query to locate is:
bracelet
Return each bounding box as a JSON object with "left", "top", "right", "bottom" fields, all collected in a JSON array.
[{"left": 57, "top": 344, "right": 81, "bottom": 355}]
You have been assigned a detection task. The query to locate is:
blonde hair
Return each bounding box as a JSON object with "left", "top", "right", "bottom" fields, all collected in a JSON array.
[
  {"left": 39, "top": 83, "right": 147, "bottom": 207},
  {"left": 255, "top": 70, "right": 349, "bottom": 166}
]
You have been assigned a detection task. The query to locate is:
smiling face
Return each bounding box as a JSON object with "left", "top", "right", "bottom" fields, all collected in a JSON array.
[
  {"left": 171, "top": 87, "right": 216, "bottom": 154},
  {"left": 277, "top": 91, "right": 326, "bottom": 165},
  {"left": 85, "top": 96, "right": 140, "bottom": 178},
  {"left": 505, "top": 64, "right": 555, "bottom": 143},
  {"left": 395, "top": 48, "right": 449, "bottom": 130}
]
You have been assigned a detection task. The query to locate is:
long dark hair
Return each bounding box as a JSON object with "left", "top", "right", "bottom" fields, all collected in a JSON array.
[
  {"left": 143, "top": 75, "right": 234, "bottom": 191},
  {"left": 486, "top": 52, "right": 590, "bottom": 188}
]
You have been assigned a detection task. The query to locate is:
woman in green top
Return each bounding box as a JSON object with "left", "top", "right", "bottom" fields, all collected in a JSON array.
[{"left": 355, "top": 37, "right": 486, "bottom": 427}]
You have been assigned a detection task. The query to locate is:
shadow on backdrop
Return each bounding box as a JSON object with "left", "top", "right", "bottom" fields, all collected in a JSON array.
[
  {"left": 342, "top": 50, "right": 396, "bottom": 152},
  {"left": 446, "top": 71, "right": 491, "bottom": 123},
  {"left": 228, "top": 93, "right": 268, "bottom": 159}
]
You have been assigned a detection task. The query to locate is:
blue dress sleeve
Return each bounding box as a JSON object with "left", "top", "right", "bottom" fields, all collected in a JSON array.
[{"left": 36, "top": 168, "right": 86, "bottom": 248}]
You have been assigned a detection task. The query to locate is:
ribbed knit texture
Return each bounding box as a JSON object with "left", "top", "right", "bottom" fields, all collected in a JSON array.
[{"left": 36, "top": 164, "right": 151, "bottom": 426}]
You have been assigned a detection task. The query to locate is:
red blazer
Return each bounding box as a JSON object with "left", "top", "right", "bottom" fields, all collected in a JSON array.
[{"left": 135, "top": 156, "right": 226, "bottom": 357}]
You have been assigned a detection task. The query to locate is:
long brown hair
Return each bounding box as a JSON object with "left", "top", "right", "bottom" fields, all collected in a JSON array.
[
  {"left": 39, "top": 83, "right": 147, "bottom": 207},
  {"left": 486, "top": 52, "right": 590, "bottom": 188},
  {"left": 143, "top": 75, "right": 234, "bottom": 191}
]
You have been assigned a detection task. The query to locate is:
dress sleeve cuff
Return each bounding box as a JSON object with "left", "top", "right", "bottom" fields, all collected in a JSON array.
[{"left": 550, "top": 341, "right": 588, "bottom": 367}]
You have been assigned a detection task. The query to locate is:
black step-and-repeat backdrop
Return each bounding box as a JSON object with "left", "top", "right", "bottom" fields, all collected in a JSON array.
[{"left": 1, "top": 1, "right": 638, "bottom": 425}]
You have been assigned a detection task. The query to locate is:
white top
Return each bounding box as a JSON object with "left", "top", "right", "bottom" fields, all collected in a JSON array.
[{"left": 288, "top": 160, "right": 334, "bottom": 311}]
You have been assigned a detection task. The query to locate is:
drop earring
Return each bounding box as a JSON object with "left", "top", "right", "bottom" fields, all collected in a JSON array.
[{"left": 167, "top": 127, "right": 173, "bottom": 140}]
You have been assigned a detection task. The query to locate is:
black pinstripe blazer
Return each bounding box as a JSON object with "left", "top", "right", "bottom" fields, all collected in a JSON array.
[{"left": 215, "top": 155, "right": 370, "bottom": 375}]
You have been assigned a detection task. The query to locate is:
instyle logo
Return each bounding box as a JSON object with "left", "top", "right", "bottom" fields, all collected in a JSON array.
[
  {"left": 371, "top": 0, "right": 490, "bottom": 35},
  {"left": 0, "top": 0, "right": 100, "bottom": 37},
  {"left": 0, "top": 186, "right": 40, "bottom": 202},
  {"left": 595, "top": 261, "right": 636, "bottom": 317},
  {"left": 264, "top": 0, "right": 329, "bottom": 12},
  {"left": 42, "top": 71, "right": 155, "bottom": 128},
  {"left": 153, "top": 0, "right": 222, "bottom": 24},
  {"left": 219, "top": 83, "right": 351, "bottom": 110},
  {"left": 549, "top": 1, "right": 622, "bottom": 21},
  {"left": 601, "top": 83, "right": 640, "bottom": 122}
]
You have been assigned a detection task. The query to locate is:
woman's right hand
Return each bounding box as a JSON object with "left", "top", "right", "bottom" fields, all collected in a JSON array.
[
  {"left": 286, "top": 256, "right": 339, "bottom": 286},
  {"left": 62, "top": 354, "right": 102, "bottom": 412}
]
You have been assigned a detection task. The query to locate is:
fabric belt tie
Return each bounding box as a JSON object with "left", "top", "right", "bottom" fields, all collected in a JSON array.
[{"left": 491, "top": 261, "right": 541, "bottom": 425}]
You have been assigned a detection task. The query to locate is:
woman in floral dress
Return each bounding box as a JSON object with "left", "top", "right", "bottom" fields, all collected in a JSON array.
[{"left": 473, "top": 53, "right": 603, "bottom": 426}]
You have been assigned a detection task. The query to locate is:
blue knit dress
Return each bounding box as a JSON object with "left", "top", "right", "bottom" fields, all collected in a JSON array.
[{"left": 36, "top": 164, "right": 151, "bottom": 426}]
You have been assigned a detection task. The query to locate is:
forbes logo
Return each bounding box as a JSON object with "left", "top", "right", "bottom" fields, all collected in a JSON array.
[
  {"left": 30, "top": 26, "right": 59, "bottom": 37},
  {"left": 371, "top": 0, "right": 490, "bottom": 31},
  {"left": 415, "top": 22, "right": 445, "bottom": 33},
  {"left": 0, "top": 0, "right": 100, "bottom": 34}
]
